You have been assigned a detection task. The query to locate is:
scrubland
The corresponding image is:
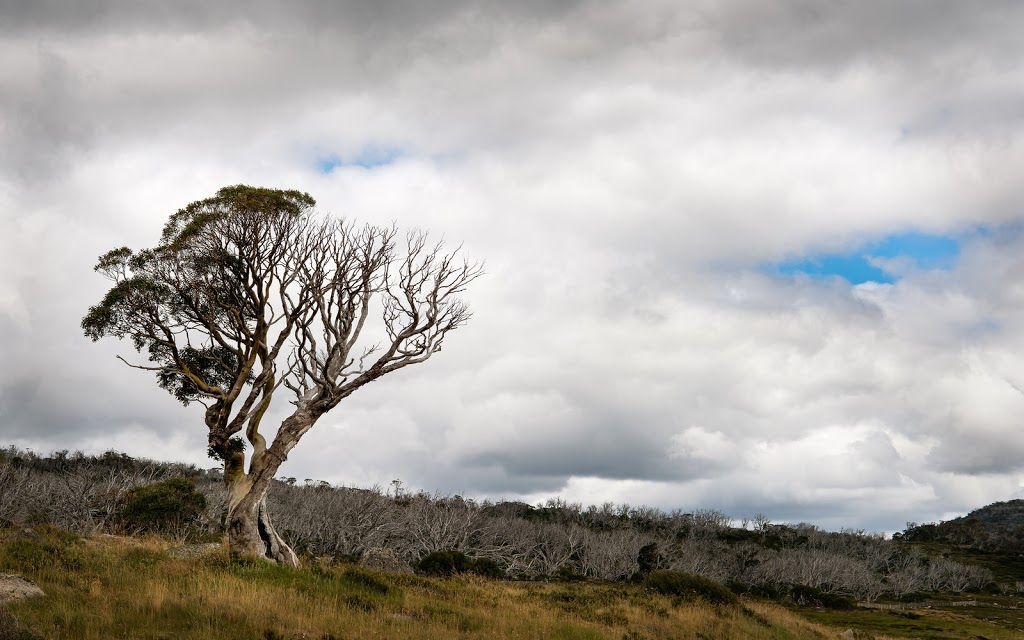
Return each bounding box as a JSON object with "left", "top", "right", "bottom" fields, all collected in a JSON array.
[
  {"left": 1, "top": 527, "right": 855, "bottom": 640},
  {"left": 3, "top": 447, "right": 1023, "bottom": 639}
]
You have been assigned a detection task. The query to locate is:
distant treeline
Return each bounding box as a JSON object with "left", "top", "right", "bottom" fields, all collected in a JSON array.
[
  {"left": 897, "top": 500, "right": 1024, "bottom": 552},
  {"left": 0, "top": 446, "right": 998, "bottom": 603}
]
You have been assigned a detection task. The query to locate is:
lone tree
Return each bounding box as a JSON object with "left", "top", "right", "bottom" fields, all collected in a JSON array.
[{"left": 83, "top": 185, "right": 481, "bottom": 565}]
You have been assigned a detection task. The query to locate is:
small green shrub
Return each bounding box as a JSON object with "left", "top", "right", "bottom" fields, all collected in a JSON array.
[
  {"left": 555, "top": 566, "right": 586, "bottom": 582},
  {"left": 414, "top": 550, "right": 505, "bottom": 579},
  {"left": 118, "top": 477, "right": 207, "bottom": 539},
  {"left": 469, "top": 557, "right": 504, "bottom": 579},
  {"left": 416, "top": 550, "right": 473, "bottom": 577},
  {"left": 635, "top": 542, "right": 662, "bottom": 577},
  {"left": 644, "top": 570, "right": 737, "bottom": 606}
]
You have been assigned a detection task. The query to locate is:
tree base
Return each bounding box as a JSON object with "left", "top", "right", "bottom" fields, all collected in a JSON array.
[{"left": 228, "top": 496, "right": 299, "bottom": 567}]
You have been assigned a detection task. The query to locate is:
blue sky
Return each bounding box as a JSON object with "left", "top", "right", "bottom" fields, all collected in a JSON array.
[
  {"left": 769, "top": 231, "right": 963, "bottom": 284},
  {"left": 317, "top": 146, "right": 402, "bottom": 173}
]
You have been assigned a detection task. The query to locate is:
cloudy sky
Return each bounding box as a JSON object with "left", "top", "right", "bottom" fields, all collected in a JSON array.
[{"left": 3, "top": 0, "right": 1024, "bottom": 533}]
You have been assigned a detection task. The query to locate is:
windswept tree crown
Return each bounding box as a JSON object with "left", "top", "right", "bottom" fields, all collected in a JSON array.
[
  {"left": 83, "top": 184, "right": 481, "bottom": 463},
  {"left": 83, "top": 186, "right": 320, "bottom": 408}
]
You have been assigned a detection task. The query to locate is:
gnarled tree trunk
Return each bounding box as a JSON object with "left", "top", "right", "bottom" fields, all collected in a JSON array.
[
  {"left": 227, "top": 489, "right": 298, "bottom": 566},
  {"left": 222, "top": 431, "right": 304, "bottom": 567}
]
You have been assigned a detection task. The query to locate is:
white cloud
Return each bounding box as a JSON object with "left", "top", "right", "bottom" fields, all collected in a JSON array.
[{"left": 2, "top": 0, "right": 1023, "bottom": 532}]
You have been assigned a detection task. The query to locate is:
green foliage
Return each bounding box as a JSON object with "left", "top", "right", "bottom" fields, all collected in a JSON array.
[
  {"left": 635, "top": 542, "right": 662, "bottom": 577},
  {"left": 160, "top": 185, "right": 315, "bottom": 248},
  {"left": 83, "top": 185, "right": 316, "bottom": 406},
  {"left": 899, "top": 500, "right": 1024, "bottom": 554},
  {"left": 555, "top": 566, "right": 587, "bottom": 582},
  {"left": 81, "top": 275, "right": 175, "bottom": 346},
  {"left": 414, "top": 550, "right": 505, "bottom": 579},
  {"left": 416, "top": 550, "right": 473, "bottom": 577},
  {"left": 207, "top": 435, "right": 247, "bottom": 462},
  {"left": 118, "top": 477, "right": 207, "bottom": 539},
  {"left": 644, "top": 570, "right": 737, "bottom": 606},
  {"left": 470, "top": 557, "right": 505, "bottom": 579},
  {"left": 158, "top": 345, "right": 250, "bottom": 405}
]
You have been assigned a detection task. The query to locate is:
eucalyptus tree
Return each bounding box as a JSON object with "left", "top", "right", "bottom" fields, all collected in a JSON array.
[{"left": 82, "top": 185, "right": 481, "bottom": 565}]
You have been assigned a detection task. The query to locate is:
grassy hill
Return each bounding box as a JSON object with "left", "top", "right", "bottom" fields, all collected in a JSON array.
[
  {"left": 4, "top": 448, "right": 1024, "bottom": 638},
  {"left": 1, "top": 526, "right": 844, "bottom": 640},
  {"left": 897, "top": 500, "right": 1024, "bottom": 583}
]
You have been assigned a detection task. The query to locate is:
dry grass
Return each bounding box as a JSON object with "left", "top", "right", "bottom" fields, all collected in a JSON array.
[{"left": 1, "top": 527, "right": 853, "bottom": 640}]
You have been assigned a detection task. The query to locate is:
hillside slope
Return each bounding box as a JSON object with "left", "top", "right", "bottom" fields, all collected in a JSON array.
[{"left": 0, "top": 526, "right": 848, "bottom": 640}]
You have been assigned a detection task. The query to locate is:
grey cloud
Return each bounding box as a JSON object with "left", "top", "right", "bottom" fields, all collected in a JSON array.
[
  {"left": 705, "top": 1, "right": 1024, "bottom": 70},
  {"left": 4, "top": 1, "right": 1024, "bottom": 533},
  {"left": 929, "top": 435, "right": 1024, "bottom": 476},
  {"left": 0, "top": 0, "right": 469, "bottom": 34},
  {"left": 0, "top": 0, "right": 599, "bottom": 60},
  {"left": 0, "top": 47, "right": 92, "bottom": 182},
  {"left": 464, "top": 422, "right": 684, "bottom": 484}
]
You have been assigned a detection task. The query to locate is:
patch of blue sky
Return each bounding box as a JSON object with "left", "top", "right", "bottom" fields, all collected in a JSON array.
[
  {"left": 767, "top": 231, "right": 963, "bottom": 285},
  {"left": 317, "top": 145, "right": 403, "bottom": 173}
]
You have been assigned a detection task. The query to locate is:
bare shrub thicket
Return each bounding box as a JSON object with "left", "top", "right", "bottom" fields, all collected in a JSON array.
[
  {"left": 0, "top": 447, "right": 993, "bottom": 598},
  {"left": 0, "top": 447, "right": 222, "bottom": 537}
]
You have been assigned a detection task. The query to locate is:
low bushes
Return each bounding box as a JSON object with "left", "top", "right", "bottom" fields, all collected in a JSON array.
[
  {"left": 118, "top": 477, "right": 208, "bottom": 540},
  {"left": 644, "top": 570, "right": 737, "bottom": 605},
  {"left": 415, "top": 550, "right": 505, "bottom": 579}
]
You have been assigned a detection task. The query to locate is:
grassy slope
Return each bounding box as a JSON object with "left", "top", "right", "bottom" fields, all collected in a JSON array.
[
  {"left": 0, "top": 527, "right": 847, "bottom": 640},
  {"left": 904, "top": 540, "right": 1024, "bottom": 583},
  {"left": 797, "top": 603, "right": 1024, "bottom": 640},
  {"left": 790, "top": 538, "right": 1024, "bottom": 640}
]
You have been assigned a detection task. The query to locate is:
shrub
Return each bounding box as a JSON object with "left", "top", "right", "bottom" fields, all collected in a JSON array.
[
  {"left": 470, "top": 557, "right": 504, "bottom": 579},
  {"left": 415, "top": 550, "right": 505, "bottom": 579},
  {"left": 118, "top": 477, "right": 207, "bottom": 539},
  {"left": 555, "top": 566, "right": 586, "bottom": 582},
  {"left": 644, "top": 570, "right": 737, "bottom": 606},
  {"left": 636, "top": 542, "right": 662, "bottom": 577},
  {"left": 416, "top": 550, "right": 473, "bottom": 577}
]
